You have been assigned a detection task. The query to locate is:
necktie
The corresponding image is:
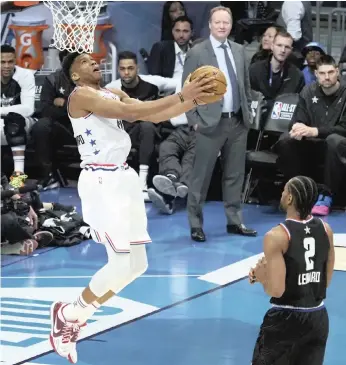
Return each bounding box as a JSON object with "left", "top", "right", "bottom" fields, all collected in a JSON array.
[
  {"left": 177, "top": 52, "right": 184, "bottom": 67},
  {"left": 220, "top": 43, "right": 240, "bottom": 112}
]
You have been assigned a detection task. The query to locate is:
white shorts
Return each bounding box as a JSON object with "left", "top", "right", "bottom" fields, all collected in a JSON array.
[{"left": 78, "top": 163, "right": 151, "bottom": 253}]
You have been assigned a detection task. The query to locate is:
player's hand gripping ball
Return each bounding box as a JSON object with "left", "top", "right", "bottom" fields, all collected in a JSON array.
[{"left": 184, "top": 65, "right": 227, "bottom": 105}]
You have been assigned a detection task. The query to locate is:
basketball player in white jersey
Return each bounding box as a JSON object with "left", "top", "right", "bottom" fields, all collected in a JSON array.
[{"left": 49, "top": 52, "right": 222, "bottom": 363}]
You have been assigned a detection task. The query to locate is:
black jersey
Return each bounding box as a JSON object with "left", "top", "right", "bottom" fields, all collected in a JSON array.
[{"left": 271, "top": 216, "right": 330, "bottom": 308}]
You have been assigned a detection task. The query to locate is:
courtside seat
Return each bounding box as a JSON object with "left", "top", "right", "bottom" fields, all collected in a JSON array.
[{"left": 243, "top": 93, "right": 299, "bottom": 203}]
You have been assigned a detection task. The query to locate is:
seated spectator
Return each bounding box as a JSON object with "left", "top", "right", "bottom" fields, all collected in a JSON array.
[
  {"left": 250, "top": 30, "right": 305, "bottom": 108},
  {"left": 275, "top": 55, "right": 346, "bottom": 215},
  {"left": 107, "top": 51, "right": 161, "bottom": 201},
  {"left": 0, "top": 45, "right": 35, "bottom": 188},
  {"left": 301, "top": 42, "right": 326, "bottom": 85},
  {"left": 30, "top": 50, "right": 75, "bottom": 190},
  {"left": 148, "top": 81, "right": 195, "bottom": 215},
  {"left": 1, "top": 172, "right": 53, "bottom": 255},
  {"left": 250, "top": 25, "right": 281, "bottom": 64},
  {"left": 161, "top": 1, "right": 186, "bottom": 41},
  {"left": 148, "top": 15, "right": 193, "bottom": 80},
  {"left": 234, "top": 2, "right": 277, "bottom": 45},
  {"left": 147, "top": 38, "right": 205, "bottom": 214}
]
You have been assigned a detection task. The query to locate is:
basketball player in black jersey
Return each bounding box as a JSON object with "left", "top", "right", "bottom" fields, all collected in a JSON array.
[{"left": 249, "top": 176, "right": 335, "bottom": 365}]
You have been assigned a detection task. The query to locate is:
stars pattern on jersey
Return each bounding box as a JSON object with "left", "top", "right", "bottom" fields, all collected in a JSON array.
[
  {"left": 304, "top": 226, "right": 311, "bottom": 235},
  {"left": 59, "top": 87, "right": 65, "bottom": 95},
  {"left": 312, "top": 96, "right": 319, "bottom": 103},
  {"left": 84, "top": 129, "right": 100, "bottom": 155}
]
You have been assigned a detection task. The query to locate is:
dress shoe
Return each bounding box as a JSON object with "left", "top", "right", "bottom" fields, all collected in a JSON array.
[
  {"left": 191, "top": 228, "right": 206, "bottom": 242},
  {"left": 227, "top": 224, "right": 257, "bottom": 237}
]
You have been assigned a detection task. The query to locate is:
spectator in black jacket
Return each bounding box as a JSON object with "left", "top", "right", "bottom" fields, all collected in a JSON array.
[
  {"left": 30, "top": 50, "right": 75, "bottom": 190},
  {"left": 276, "top": 55, "right": 346, "bottom": 214},
  {"left": 148, "top": 16, "right": 193, "bottom": 80},
  {"left": 249, "top": 30, "right": 305, "bottom": 106}
]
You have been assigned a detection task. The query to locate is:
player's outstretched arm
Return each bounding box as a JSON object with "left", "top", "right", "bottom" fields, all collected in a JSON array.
[
  {"left": 323, "top": 222, "right": 335, "bottom": 287},
  {"left": 70, "top": 73, "right": 216, "bottom": 122},
  {"left": 254, "top": 228, "right": 287, "bottom": 298}
]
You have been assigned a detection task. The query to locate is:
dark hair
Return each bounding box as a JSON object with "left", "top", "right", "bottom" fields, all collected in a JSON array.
[
  {"left": 62, "top": 52, "right": 83, "bottom": 81},
  {"left": 172, "top": 15, "right": 193, "bottom": 29},
  {"left": 58, "top": 50, "right": 69, "bottom": 64},
  {"left": 118, "top": 51, "right": 137, "bottom": 64},
  {"left": 1, "top": 44, "right": 15, "bottom": 54},
  {"left": 274, "top": 30, "right": 294, "bottom": 43},
  {"left": 287, "top": 176, "right": 318, "bottom": 220},
  {"left": 316, "top": 54, "right": 337, "bottom": 69},
  {"left": 161, "top": 1, "right": 186, "bottom": 41}
]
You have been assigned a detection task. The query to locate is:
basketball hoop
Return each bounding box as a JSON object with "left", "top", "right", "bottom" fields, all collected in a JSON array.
[{"left": 43, "top": 1, "right": 104, "bottom": 53}]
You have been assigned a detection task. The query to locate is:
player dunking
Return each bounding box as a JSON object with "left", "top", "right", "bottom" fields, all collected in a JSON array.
[
  {"left": 49, "top": 52, "right": 221, "bottom": 363},
  {"left": 249, "top": 176, "right": 335, "bottom": 365}
]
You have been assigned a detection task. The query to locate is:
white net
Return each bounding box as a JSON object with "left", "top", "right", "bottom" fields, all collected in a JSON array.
[{"left": 44, "top": 1, "right": 104, "bottom": 53}]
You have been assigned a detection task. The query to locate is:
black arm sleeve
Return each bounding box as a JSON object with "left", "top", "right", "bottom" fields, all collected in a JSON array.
[{"left": 40, "top": 76, "right": 68, "bottom": 120}]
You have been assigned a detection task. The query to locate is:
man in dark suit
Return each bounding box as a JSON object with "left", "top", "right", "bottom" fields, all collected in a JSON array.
[
  {"left": 148, "top": 15, "right": 193, "bottom": 80},
  {"left": 183, "top": 6, "right": 257, "bottom": 242}
]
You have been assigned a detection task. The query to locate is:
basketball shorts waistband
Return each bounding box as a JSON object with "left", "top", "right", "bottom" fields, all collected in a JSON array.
[
  {"left": 84, "top": 163, "right": 129, "bottom": 172},
  {"left": 271, "top": 301, "right": 325, "bottom": 312}
]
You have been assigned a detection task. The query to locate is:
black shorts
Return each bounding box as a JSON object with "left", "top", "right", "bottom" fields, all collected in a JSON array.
[{"left": 252, "top": 306, "right": 329, "bottom": 365}]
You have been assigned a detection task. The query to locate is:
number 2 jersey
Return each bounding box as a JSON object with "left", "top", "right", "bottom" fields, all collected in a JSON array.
[
  {"left": 67, "top": 87, "right": 131, "bottom": 168},
  {"left": 271, "top": 216, "right": 330, "bottom": 308}
]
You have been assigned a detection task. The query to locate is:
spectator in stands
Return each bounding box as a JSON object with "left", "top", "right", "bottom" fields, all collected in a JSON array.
[
  {"left": 301, "top": 42, "right": 326, "bottom": 85},
  {"left": 161, "top": 1, "right": 186, "bottom": 41},
  {"left": 107, "top": 51, "right": 161, "bottom": 201},
  {"left": 0, "top": 44, "right": 35, "bottom": 188},
  {"left": 30, "top": 50, "right": 75, "bottom": 190},
  {"left": 146, "top": 39, "right": 205, "bottom": 214},
  {"left": 234, "top": 2, "right": 277, "bottom": 45},
  {"left": 250, "top": 30, "right": 305, "bottom": 108},
  {"left": 148, "top": 15, "right": 193, "bottom": 80},
  {"left": 250, "top": 25, "right": 282, "bottom": 64},
  {"left": 276, "top": 1, "right": 312, "bottom": 52},
  {"left": 276, "top": 55, "right": 346, "bottom": 215}
]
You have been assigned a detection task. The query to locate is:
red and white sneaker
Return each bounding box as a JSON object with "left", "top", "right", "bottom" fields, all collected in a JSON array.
[
  {"left": 49, "top": 302, "right": 76, "bottom": 359},
  {"left": 68, "top": 322, "right": 87, "bottom": 364}
]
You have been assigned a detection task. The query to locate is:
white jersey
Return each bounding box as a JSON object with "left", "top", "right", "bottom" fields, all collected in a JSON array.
[{"left": 68, "top": 87, "right": 131, "bottom": 168}]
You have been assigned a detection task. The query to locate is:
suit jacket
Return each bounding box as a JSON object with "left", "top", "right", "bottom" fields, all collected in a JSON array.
[
  {"left": 182, "top": 38, "right": 253, "bottom": 132},
  {"left": 148, "top": 41, "right": 176, "bottom": 78}
]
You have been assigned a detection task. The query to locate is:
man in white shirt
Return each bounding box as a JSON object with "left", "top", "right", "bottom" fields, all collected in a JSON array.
[
  {"left": 148, "top": 81, "right": 195, "bottom": 214},
  {"left": 277, "top": 1, "right": 313, "bottom": 51},
  {"left": 148, "top": 16, "right": 193, "bottom": 80}
]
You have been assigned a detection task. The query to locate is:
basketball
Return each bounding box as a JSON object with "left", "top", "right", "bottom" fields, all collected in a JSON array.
[{"left": 190, "top": 65, "right": 227, "bottom": 104}]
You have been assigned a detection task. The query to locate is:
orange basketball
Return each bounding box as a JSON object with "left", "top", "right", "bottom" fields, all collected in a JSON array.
[{"left": 190, "top": 65, "right": 227, "bottom": 104}]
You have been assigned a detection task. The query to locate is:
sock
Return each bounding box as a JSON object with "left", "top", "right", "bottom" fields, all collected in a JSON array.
[
  {"left": 62, "top": 295, "right": 100, "bottom": 324},
  {"left": 11, "top": 146, "right": 26, "bottom": 173},
  {"left": 139, "top": 165, "right": 149, "bottom": 191}
]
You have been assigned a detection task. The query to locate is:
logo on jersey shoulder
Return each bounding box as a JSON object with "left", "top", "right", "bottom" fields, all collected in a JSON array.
[{"left": 76, "top": 134, "right": 85, "bottom": 146}]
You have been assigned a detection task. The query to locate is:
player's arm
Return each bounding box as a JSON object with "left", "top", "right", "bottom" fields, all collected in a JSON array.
[
  {"left": 323, "top": 222, "right": 335, "bottom": 287},
  {"left": 72, "top": 74, "right": 216, "bottom": 123},
  {"left": 102, "top": 87, "right": 215, "bottom": 123},
  {"left": 255, "top": 228, "right": 287, "bottom": 298}
]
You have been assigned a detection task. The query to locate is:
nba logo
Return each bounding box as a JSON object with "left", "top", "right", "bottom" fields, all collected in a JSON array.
[{"left": 271, "top": 102, "right": 283, "bottom": 119}]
